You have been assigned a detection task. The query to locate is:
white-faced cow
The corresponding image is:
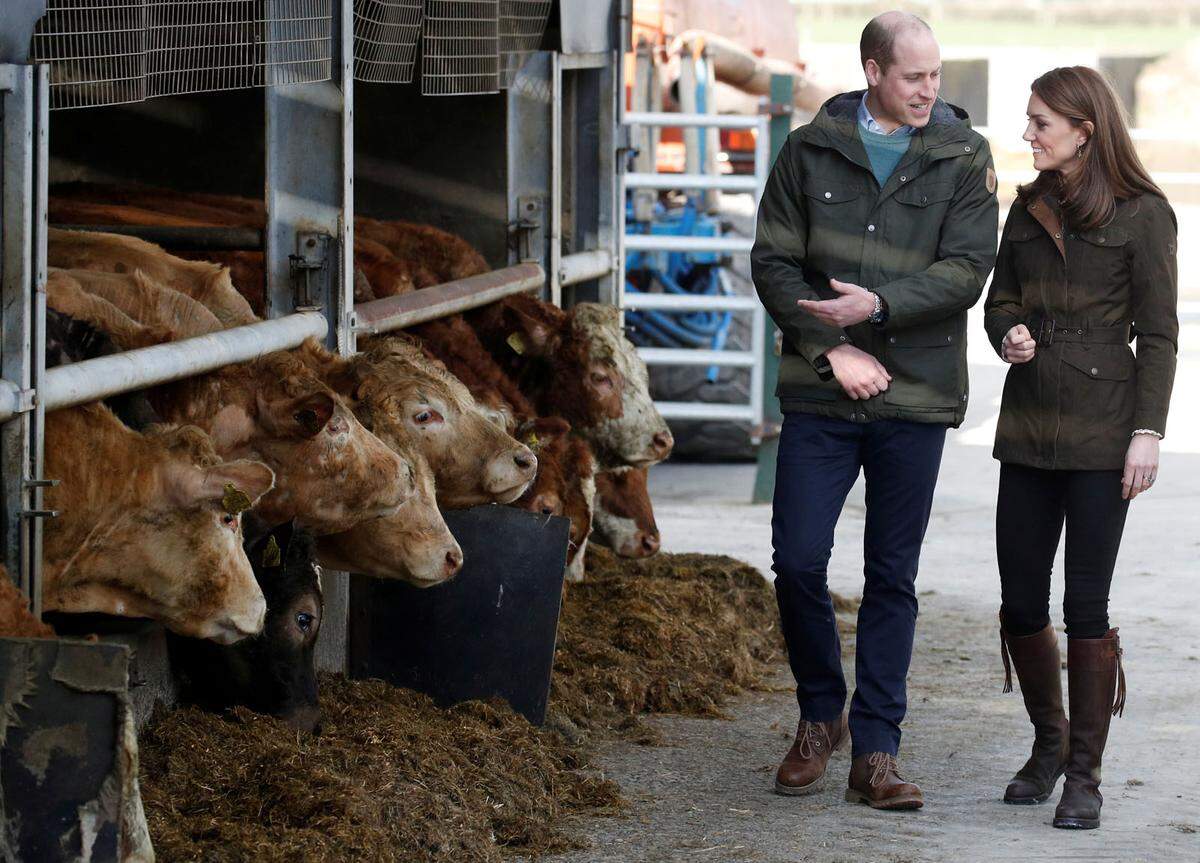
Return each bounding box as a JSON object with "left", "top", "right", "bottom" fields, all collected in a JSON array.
[{"left": 468, "top": 294, "right": 674, "bottom": 470}]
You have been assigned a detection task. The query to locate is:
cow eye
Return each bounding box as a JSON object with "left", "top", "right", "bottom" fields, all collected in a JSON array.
[
  {"left": 296, "top": 612, "right": 314, "bottom": 632},
  {"left": 413, "top": 409, "right": 443, "bottom": 426},
  {"left": 222, "top": 514, "right": 237, "bottom": 527},
  {"left": 590, "top": 372, "right": 612, "bottom": 387}
]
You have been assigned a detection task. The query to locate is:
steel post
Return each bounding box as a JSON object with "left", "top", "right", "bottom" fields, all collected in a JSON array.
[{"left": 751, "top": 74, "right": 793, "bottom": 504}]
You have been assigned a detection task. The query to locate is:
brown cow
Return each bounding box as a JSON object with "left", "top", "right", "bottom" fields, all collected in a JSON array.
[
  {"left": 468, "top": 295, "right": 674, "bottom": 470},
  {"left": 49, "top": 267, "right": 223, "bottom": 340},
  {"left": 0, "top": 566, "right": 55, "bottom": 638},
  {"left": 48, "top": 228, "right": 258, "bottom": 327},
  {"left": 355, "top": 216, "right": 488, "bottom": 290},
  {"left": 591, "top": 467, "right": 661, "bottom": 559},
  {"left": 43, "top": 403, "right": 275, "bottom": 643},
  {"left": 314, "top": 455, "right": 462, "bottom": 584},
  {"left": 151, "top": 349, "right": 414, "bottom": 534},
  {"left": 313, "top": 336, "right": 538, "bottom": 508},
  {"left": 45, "top": 271, "right": 175, "bottom": 350}
]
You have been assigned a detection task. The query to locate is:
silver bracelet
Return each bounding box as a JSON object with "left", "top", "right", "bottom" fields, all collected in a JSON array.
[{"left": 1131, "top": 429, "right": 1163, "bottom": 439}]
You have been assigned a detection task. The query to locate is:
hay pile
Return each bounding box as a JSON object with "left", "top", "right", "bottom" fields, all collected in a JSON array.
[
  {"left": 551, "top": 548, "right": 785, "bottom": 739},
  {"left": 138, "top": 549, "right": 812, "bottom": 860},
  {"left": 139, "top": 677, "right": 623, "bottom": 862}
]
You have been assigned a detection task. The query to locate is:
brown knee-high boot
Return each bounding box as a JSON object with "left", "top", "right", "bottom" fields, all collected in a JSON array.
[
  {"left": 999, "top": 616, "right": 1069, "bottom": 804},
  {"left": 1053, "top": 628, "right": 1126, "bottom": 830}
]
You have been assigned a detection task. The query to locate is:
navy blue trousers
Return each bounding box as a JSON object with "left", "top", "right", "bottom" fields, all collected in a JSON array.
[{"left": 772, "top": 412, "right": 946, "bottom": 757}]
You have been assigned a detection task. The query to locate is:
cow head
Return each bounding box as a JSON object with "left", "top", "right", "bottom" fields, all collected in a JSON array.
[
  {"left": 315, "top": 454, "right": 463, "bottom": 585},
  {"left": 591, "top": 467, "right": 661, "bottom": 559},
  {"left": 197, "top": 348, "right": 415, "bottom": 535},
  {"left": 168, "top": 517, "right": 324, "bottom": 732},
  {"left": 339, "top": 337, "right": 537, "bottom": 508},
  {"left": 43, "top": 409, "right": 275, "bottom": 645},
  {"left": 474, "top": 296, "right": 673, "bottom": 470},
  {"left": 514, "top": 418, "right": 597, "bottom": 581}
]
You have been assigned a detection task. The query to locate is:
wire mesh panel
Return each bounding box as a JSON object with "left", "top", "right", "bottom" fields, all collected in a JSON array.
[
  {"left": 32, "top": 0, "right": 333, "bottom": 110},
  {"left": 497, "top": 0, "right": 548, "bottom": 88},
  {"left": 354, "top": 0, "right": 423, "bottom": 83},
  {"left": 32, "top": 1, "right": 148, "bottom": 109},
  {"left": 421, "top": 0, "right": 499, "bottom": 96}
]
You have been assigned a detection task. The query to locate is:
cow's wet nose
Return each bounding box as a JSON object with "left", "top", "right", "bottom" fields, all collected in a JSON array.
[
  {"left": 639, "top": 531, "right": 661, "bottom": 556},
  {"left": 651, "top": 429, "right": 674, "bottom": 459}
]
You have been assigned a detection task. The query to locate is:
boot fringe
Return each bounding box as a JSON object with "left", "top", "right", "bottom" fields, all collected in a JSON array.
[
  {"left": 1113, "top": 644, "right": 1126, "bottom": 717},
  {"left": 999, "top": 612, "right": 1014, "bottom": 693}
]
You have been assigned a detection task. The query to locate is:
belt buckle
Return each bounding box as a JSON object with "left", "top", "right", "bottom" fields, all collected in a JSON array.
[{"left": 1039, "top": 318, "right": 1056, "bottom": 346}]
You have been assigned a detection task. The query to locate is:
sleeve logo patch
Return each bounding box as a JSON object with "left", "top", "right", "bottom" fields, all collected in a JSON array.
[{"left": 986, "top": 167, "right": 997, "bottom": 195}]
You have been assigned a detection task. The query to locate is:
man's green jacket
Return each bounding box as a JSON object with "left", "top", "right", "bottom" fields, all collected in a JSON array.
[{"left": 751, "top": 90, "right": 999, "bottom": 427}]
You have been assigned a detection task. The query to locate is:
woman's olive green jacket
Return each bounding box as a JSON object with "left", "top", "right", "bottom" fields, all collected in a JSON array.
[{"left": 983, "top": 193, "right": 1178, "bottom": 470}]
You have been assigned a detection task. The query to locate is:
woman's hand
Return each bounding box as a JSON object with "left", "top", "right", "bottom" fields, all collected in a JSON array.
[
  {"left": 1122, "top": 434, "right": 1160, "bottom": 500},
  {"left": 1002, "top": 324, "right": 1036, "bottom": 364}
]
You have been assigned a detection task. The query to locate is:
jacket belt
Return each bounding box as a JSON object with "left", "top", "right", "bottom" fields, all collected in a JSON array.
[{"left": 1027, "top": 318, "right": 1131, "bottom": 346}]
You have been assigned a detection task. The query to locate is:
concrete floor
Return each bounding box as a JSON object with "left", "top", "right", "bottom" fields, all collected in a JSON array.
[{"left": 546, "top": 315, "right": 1200, "bottom": 862}]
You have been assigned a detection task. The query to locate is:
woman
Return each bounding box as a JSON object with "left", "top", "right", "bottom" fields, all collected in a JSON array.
[{"left": 984, "top": 66, "right": 1177, "bottom": 830}]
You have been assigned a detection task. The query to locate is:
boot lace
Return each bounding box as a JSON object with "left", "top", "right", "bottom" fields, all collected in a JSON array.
[
  {"left": 867, "top": 752, "right": 902, "bottom": 787},
  {"left": 794, "top": 721, "right": 830, "bottom": 760}
]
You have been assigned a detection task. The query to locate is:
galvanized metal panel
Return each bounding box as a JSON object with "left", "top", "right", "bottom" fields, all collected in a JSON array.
[
  {"left": 497, "top": 0, "right": 549, "bottom": 88},
  {"left": 557, "top": 0, "right": 614, "bottom": 54}
]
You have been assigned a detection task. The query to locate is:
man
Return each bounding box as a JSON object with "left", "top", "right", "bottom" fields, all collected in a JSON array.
[{"left": 751, "top": 12, "right": 998, "bottom": 809}]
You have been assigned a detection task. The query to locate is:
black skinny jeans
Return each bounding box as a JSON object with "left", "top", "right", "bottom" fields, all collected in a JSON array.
[{"left": 997, "top": 463, "right": 1131, "bottom": 640}]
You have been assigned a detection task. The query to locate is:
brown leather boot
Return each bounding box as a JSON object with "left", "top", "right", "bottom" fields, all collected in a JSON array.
[
  {"left": 845, "top": 752, "right": 923, "bottom": 810},
  {"left": 774, "top": 714, "right": 847, "bottom": 795},
  {"left": 999, "top": 617, "right": 1069, "bottom": 804},
  {"left": 1054, "top": 628, "right": 1126, "bottom": 830}
]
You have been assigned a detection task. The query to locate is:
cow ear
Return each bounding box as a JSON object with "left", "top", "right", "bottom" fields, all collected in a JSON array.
[
  {"left": 204, "top": 460, "right": 276, "bottom": 508},
  {"left": 505, "top": 305, "right": 559, "bottom": 357}
]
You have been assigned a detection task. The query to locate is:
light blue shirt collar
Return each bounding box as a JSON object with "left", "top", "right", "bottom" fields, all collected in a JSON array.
[{"left": 858, "top": 93, "right": 915, "bottom": 137}]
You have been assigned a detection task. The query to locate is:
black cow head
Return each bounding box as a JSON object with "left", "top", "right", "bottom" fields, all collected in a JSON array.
[{"left": 168, "top": 515, "right": 324, "bottom": 732}]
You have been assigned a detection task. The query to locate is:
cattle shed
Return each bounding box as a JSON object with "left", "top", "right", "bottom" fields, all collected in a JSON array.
[{"left": 0, "top": 1, "right": 629, "bottom": 857}]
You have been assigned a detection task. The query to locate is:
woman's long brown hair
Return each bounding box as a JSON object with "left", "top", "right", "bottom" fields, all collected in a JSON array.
[{"left": 1018, "top": 66, "right": 1163, "bottom": 230}]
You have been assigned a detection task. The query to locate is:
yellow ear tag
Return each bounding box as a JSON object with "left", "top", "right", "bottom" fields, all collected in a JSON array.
[
  {"left": 524, "top": 432, "right": 540, "bottom": 450},
  {"left": 506, "top": 332, "right": 527, "bottom": 355},
  {"left": 262, "top": 535, "right": 282, "bottom": 568},
  {"left": 222, "top": 483, "right": 253, "bottom": 516}
]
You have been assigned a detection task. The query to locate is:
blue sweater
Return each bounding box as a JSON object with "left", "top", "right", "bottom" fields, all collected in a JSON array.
[{"left": 859, "top": 125, "right": 912, "bottom": 188}]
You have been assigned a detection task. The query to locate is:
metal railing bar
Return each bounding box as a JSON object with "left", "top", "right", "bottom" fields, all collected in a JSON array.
[
  {"left": 624, "top": 234, "right": 754, "bottom": 253},
  {"left": 624, "top": 172, "right": 760, "bottom": 192},
  {"left": 7, "top": 312, "right": 329, "bottom": 423},
  {"left": 624, "top": 110, "right": 762, "bottom": 130},
  {"left": 353, "top": 262, "right": 545, "bottom": 336},
  {"left": 637, "top": 347, "right": 757, "bottom": 367},
  {"left": 622, "top": 292, "right": 761, "bottom": 311}
]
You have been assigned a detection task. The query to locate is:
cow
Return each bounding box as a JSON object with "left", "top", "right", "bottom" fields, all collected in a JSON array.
[
  {"left": 48, "top": 267, "right": 223, "bottom": 340},
  {"left": 591, "top": 467, "right": 661, "bottom": 559},
  {"left": 513, "top": 417, "right": 597, "bottom": 581},
  {"left": 0, "top": 566, "right": 56, "bottom": 639},
  {"left": 468, "top": 294, "right": 674, "bottom": 470},
  {"left": 314, "top": 454, "right": 463, "bottom": 584},
  {"left": 48, "top": 227, "right": 258, "bottom": 327},
  {"left": 309, "top": 335, "right": 538, "bottom": 508},
  {"left": 42, "top": 402, "right": 274, "bottom": 643},
  {"left": 168, "top": 517, "right": 324, "bottom": 732},
  {"left": 355, "top": 215, "right": 488, "bottom": 290}
]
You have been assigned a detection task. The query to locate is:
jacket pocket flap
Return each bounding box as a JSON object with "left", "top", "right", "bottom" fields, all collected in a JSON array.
[
  {"left": 1060, "top": 351, "right": 1131, "bottom": 381},
  {"left": 802, "top": 178, "right": 862, "bottom": 204},
  {"left": 895, "top": 181, "right": 955, "bottom": 208},
  {"left": 1076, "top": 226, "right": 1130, "bottom": 247}
]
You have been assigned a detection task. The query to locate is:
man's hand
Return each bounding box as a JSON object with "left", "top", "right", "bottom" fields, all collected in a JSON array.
[
  {"left": 797, "top": 279, "right": 876, "bottom": 328},
  {"left": 1001, "top": 324, "right": 1036, "bottom": 364},
  {"left": 826, "top": 344, "right": 892, "bottom": 400}
]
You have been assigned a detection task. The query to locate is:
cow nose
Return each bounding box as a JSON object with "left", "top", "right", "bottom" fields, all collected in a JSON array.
[
  {"left": 651, "top": 429, "right": 674, "bottom": 457},
  {"left": 444, "top": 547, "right": 463, "bottom": 577},
  {"left": 639, "top": 532, "right": 660, "bottom": 556},
  {"left": 513, "top": 448, "right": 536, "bottom": 472}
]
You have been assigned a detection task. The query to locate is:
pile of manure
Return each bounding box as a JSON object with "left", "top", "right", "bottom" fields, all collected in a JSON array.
[
  {"left": 139, "top": 677, "right": 623, "bottom": 862},
  {"left": 549, "top": 548, "right": 788, "bottom": 739}
]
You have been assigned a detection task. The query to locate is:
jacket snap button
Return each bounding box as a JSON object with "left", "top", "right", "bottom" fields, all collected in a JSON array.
[
  {"left": 1091, "top": 368, "right": 1099, "bottom": 375},
  {"left": 964, "top": 145, "right": 972, "bottom": 152},
  {"left": 1077, "top": 329, "right": 1083, "bottom": 335},
  {"left": 867, "top": 224, "right": 876, "bottom": 232},
  {"left": 839, "top": 335, "right": 847, "bottom": 341},
  {"left": 1098, "top": 237, "right": 1105, "bottom": 243},
  {"left": 921, "top": 196, "right": 928, "bottom": 204},
  {"left": 946, "top": 336, "right": 952, "bottom": 342},
  {"left": 824, "top": 191, "right": 832, "bottom": 199},
  {"left": 889, "top": 336, "right": 896, "bottom": 344},
  {"left": 1054, "top": 233, "right": 1062, "bottom": 239},
  {"left": 900, "top": 175, "right": 907, "bottom": 182}
]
